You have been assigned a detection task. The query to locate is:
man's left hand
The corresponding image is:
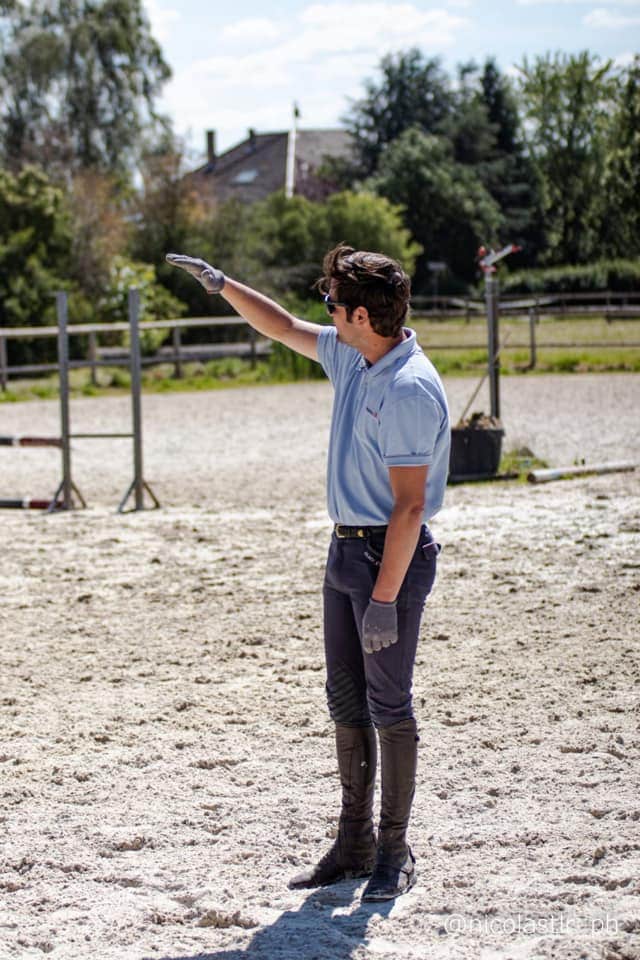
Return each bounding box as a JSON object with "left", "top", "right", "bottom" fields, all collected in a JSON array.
[
  {"left": 165, "top": 253, "right": 225, "bottom": 294},
  {"left": 362, "top": 599, "right": 398, "bottom": 654}
]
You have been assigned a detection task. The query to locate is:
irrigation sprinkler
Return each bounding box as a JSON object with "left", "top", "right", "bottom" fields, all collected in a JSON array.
[{"left": 477, "top": 243, "right": 521, "bottom": 420}]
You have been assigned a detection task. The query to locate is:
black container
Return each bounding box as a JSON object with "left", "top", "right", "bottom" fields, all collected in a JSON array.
[{"left": 449, "top": 426, "right": 504, "bottom": 477}]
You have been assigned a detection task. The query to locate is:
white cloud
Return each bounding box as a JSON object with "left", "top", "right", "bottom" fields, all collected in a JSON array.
[
  {"left": 220, "top": 17, "right": 283, "bottom": 46},
  {"left": 612, "top": 50, "right": 638, "bottom": 66},
  {"left": 584, "top": 6, "right": 640, "bottom": 26},
  {"left": 162, "top": 2, "right": 470, "bottom": 155},
  {"left": 518, "top": 0, "right": 640, "bottom": 5},
  {"left": 144, "top": 0, "right": 180, "bottom": 43}
]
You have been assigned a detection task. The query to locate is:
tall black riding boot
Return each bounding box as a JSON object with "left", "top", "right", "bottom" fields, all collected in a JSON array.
[
  {"left": 289, "top": 724, "right": 377, "bottom": 888},
  {"left": 361, "top": 717, "right": 418, "bottom": 902}
]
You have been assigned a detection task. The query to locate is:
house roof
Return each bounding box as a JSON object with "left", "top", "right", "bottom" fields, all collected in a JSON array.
[{"left": 187, "top": 128, "right": 354, "bottom": 205}]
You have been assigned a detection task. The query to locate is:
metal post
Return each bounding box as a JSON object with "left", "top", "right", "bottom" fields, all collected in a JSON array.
[
  {"left": 172, "top": 325, "right": 182, "bottom": 379},
  {"left": 485, "top": 274, "right": 500, "bottom": 420},
  {"left": 0, "top": 335, "right": 7, "bottom": 391},
  {"left": 56, "top": 292, "right": 73, "bottom": 509},
  {"left": 88, "top": 331, "right": 98, "bottom": 386},
  {"left": 528, "top": 307, "right": 537, "bottom": 370},
  {"left": 129, "top": 288, "right": 144, "bottom": 511},
  {"left": 116, "top": 288, "right": 159, "bottom": 513},
  {"left": 249, "top": 327, "right": 257, "bottom": 369}
]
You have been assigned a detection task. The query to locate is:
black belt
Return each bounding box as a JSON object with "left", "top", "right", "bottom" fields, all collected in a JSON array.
[{"left": 334, "top": 524, "right": 388, "bottom": 539}]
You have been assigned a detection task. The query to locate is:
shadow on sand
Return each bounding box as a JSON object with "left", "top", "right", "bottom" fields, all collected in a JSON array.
[{"left": 153, "top": 882, "right": 396, "bottom": 960}]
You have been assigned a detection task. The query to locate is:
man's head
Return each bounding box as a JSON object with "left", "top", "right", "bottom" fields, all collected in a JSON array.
[{"left": 318, "top": 244, "right": 411, "bottom": 339}]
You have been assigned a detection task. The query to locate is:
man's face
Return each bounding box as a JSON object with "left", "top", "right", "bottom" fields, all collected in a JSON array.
[{"left": 329, "top": 284, "right": 358, "bottom": 346}]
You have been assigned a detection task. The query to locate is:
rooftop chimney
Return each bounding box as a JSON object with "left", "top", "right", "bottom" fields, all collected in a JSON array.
[
  {"left": 248, "top": 128, "right": 257, "bottom": 152},
  {"left": 206, "top": 130, "right": 216, "bottom": 168}
]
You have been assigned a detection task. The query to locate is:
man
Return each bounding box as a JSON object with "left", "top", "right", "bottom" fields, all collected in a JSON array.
[{"left": 166, "top": 245, "right": 450, "bottom": 902}]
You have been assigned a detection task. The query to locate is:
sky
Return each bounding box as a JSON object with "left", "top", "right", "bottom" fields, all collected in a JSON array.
[{"left": 143, "top": 0, "right": 639, "bottom": 162}]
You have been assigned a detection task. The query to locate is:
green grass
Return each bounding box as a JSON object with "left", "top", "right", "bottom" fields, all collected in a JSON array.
[
  {"left": 412, "top": 313, "right": 640, "bottom": 374},
  {"left": 498, "top": 447, "right": 549, "bottom": 482},
  {"left": 0, "top": 359, "right": 282, "bottom": 403}
]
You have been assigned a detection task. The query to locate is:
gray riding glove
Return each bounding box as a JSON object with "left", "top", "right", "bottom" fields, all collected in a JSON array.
[
  {"left": 165, "top": 253, "right": 225, "bottom": 294},
  {"left": 362, "top": 599, "right": 398, "bottom": 654}
]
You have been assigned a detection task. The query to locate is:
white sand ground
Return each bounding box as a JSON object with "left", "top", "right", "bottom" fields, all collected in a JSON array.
[{"left": 0, "top": 373, "right": 639, "bottom": 960}]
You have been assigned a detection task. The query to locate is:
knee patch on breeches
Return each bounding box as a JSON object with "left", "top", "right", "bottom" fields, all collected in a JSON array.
[{"left": 325, "top": 661, "right": 370, "bottom": 726}]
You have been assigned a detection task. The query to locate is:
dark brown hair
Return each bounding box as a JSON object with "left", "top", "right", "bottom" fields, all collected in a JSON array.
[{"left": 318, "top": 243, "right": 411, "bottom": 338}]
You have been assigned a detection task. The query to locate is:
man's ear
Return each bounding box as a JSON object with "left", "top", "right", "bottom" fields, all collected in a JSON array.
[{"left": 351, "top": 305, "right": 370, "bottom": 328}]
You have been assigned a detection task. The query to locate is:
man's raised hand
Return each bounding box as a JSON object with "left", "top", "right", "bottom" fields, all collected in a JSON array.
[{"left": 165, "top": 254, "right": 225, "bottom": 294}]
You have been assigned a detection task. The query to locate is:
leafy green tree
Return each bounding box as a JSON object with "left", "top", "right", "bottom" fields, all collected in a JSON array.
[
  {"left": 0, "top": 165, "right": 71, "bottom": 327},
  {"left": 0, "top": 0, "right": 171, "bottom": 176},
  {"left": 324, "top": 191, "right": 421, "bottom": 276},
  {"left": 517, "top": 51, "right": 616, "bottom": 264},
  {"left": 68, "top": 170, "right": 130, "bottom": 300},
  {"left": 0, "top": 165, "right": 72, "bottom": 363},
  {"left": 129, "top": 133, "right": 222, "bottom": 318},
  {"left": 98, "top": 255, "right": 185, "bottom": 353},
  {"left": 131, "top": 134, "right": 205, "bottom": 265},
  {"left": 368, "top": 127, "right": 503, "bottom": 287},
  {"left": 601, "top": 56, "right": 640, "bottom": 258},
  {"left": 443, "top": 61, "right": 496, "bottom": 168},
  {"left": 344, "top": 49, "right": 453, "bottom": 178},
  {"left": 239, "top": 190, "right": 422, "bottom": 298},
  {"left": 476, "top": 58, "right": 544, "bottom": 262},
  {"left": 238, "top": 191, "right": 327, "bottom": 297}
]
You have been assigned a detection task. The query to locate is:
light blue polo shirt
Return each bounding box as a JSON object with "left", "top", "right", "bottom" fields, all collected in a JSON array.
[{"left": 317, "top": 326, "right": 450, "bottom": 525}]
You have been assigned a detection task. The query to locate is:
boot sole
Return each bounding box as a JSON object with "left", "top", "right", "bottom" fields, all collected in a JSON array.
[
  {"left": 289, "top": 866, "right": 374, "bottom": 890},
  {"left": 361, "top": 868, "right": 416, "bottom": 902}
]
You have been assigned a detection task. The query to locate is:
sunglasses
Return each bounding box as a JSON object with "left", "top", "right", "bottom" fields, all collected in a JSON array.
[{"left": 323, "top": 292, "right": 349, "bottom": 315}]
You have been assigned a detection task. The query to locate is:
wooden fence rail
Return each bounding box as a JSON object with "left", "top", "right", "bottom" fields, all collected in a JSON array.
[
  {"left": 0, "top": 316, "right": 268, "bottom": 389},
  {"left": 1, "top": 294, "right": 640, "bottom": 388},
  {"left": 412, "top": 290, "right": 640, "bottom": 321}
]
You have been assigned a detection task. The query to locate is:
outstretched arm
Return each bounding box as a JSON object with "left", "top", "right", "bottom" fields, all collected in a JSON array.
[{"left": 166, "top": 254, "right": 322, "bottom": 361}]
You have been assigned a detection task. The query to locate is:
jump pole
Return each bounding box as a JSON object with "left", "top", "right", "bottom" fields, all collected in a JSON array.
[
  {"left": 0, "top": 497, "right": 63, "bottom": 510},
  {"left": 0, "top": 436, "right": 62, "bottom": 448}
]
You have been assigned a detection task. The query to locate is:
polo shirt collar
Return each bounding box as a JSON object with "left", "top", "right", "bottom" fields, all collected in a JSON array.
[{"left": 359, "top": 328, "right": 417, "bottom": 376}]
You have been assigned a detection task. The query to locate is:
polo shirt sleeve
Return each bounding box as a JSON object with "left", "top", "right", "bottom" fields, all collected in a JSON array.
[
  {"left": 378, "top": 393, "right": 444, "bottom": 467},
  {"left": 317, "top": 325, "right": 339, "bottom": 383}
]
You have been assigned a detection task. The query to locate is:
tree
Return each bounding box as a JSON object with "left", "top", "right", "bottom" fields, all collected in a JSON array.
[
  {"left": 68, "top": 170, "right": 130, "bottom": 300},
  {"left": 476, "top": 58, "right": 544, "bottom": 262},
  {"left": 443, "top": 61, "right": 496, "bottom": 168},
  {"left": 601, "top": 56, "right": 640, "bottom": 258},
  {"left": 98, "top": 255, "right": 185, "bottom": 353},
  {"left": 344, "top": 49, "right": 453, "bottom": 178},
  {"left": 0, "top": 0, "right": 171, "bottom": 176},
  {"left": 0, "top": 166, "right": 72, "bottom": 362},
  {"left": 368, "top": 128, "right": 503, "bottom": 287},
  {"left": 324, "top": 192, "right": 421, "bottom": 276},
  {"left": 128, "top": 132, "right": 219, "bottom": 317},
  {"left": 226, "top": 190, "right": 422, "bottom": 299},
  {"left": 517, "top": 51, "right": 616, "bottom": 264}
]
